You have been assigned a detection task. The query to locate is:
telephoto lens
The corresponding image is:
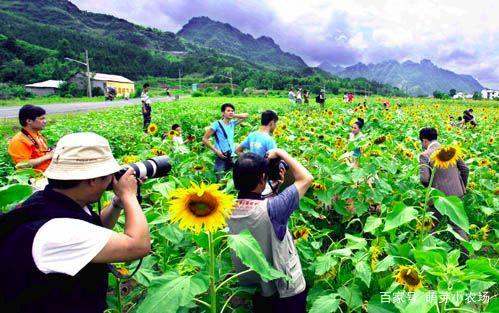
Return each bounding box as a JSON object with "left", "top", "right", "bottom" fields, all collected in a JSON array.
[{"left": 108, "top": 156, "right": 172, "bottom": 190}]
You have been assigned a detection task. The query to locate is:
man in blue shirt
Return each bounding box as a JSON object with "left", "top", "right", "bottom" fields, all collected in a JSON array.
[
  {"left": 202, "top": 103, "right": 249, "bottom": 180},
  {"left": 236, "top": 110, "right": 278, "bottom": 157}
]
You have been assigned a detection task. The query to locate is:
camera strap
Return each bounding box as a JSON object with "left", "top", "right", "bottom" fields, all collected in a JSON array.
[
  {"left": 21, "top": 129, "right": 48, "bottom": 150},
  {"left": 214, "top": 121, "right": 232, "bottom": 153}
]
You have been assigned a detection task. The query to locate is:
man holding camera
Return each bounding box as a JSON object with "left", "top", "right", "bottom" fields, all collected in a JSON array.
[
  {"left": 229, "top": 149, "right": 313, "bottom": 313},
  {"left": 0, "top": 132, "right": 151, "bottom": 313},
  {"left": 8, "top": 104, "right": 53, "bottom": 172},
  {"left": 202, "top": 103, "right": 248, "bottom": 180}
]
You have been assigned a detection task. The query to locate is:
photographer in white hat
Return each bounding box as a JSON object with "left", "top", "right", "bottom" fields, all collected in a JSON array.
[{"left": 0, "top": 132, "right": 150, "bottom": 313}]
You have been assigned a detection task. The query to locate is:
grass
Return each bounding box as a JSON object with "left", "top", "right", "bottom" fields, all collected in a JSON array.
[{"left": 0, "top": 95, "right": 106, "bottom": 107}]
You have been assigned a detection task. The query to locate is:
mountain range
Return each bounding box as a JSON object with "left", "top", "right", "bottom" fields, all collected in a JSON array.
[
  {"left": 178, "top": 16, "right": 307, "bottom": 71},
  {"left": 320, "top": 59, "right": 484, "bottom": 96}
]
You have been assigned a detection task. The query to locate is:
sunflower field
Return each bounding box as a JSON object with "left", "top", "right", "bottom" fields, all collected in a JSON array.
[{"left": 0, "top": 96, "right": 498, "bottom": 313}]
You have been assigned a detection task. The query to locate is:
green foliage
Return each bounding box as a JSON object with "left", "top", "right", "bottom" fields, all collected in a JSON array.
[
  {"left": 191, "top": 91, "right": 203, "bottom": 97},
  {"left": 227, "top": 230, "right": 288, "bottom": 282},
  {"left": 0, "top": 183, "right": 32, "bottom": 212},
  {"left": 433, "top": 90, "right": 450, "bottom": 99},
  {"left": 473, "top": 91, "right": 482, "bottom": 100}
]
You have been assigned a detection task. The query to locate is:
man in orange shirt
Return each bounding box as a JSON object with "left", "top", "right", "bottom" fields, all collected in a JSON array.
[{"left": 8, "top": 105, "right": 53, "bottom": 172}]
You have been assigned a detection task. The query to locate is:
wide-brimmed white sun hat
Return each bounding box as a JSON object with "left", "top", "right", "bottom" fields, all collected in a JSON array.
[{"left": 44, "top": 132, "right": 122, "bottom": 180}]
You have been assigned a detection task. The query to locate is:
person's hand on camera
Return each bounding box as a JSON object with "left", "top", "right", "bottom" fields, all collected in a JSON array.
[
  {"left": 216, "top": 150, "right": 227, "bottom": 159},
  {"left": 113, "top": 168, "right": 138, "bottom": 201},
  {"left": 266, "top": 148, "right": 282, "bottom": 160}
]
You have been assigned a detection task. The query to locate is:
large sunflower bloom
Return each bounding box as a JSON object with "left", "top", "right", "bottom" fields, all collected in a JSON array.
[
  {"left": 430, "top": 145, "right": 463, "bottom": 169},
  {"left": 394, "top": 265, "right": 423, "bottom": 291},
  {"left": 147, "top": 123, "right": 158, "bottom": 135},
  {"left": 168, "top": 182, "right": 235, "bottom": 233}
]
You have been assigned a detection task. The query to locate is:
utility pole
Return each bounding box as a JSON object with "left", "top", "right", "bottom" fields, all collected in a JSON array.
[
  {"left": 178, "top": 68, "right": 182, "bottom": 91},
  {"left": 229, "top": 72, "right": 234, "bottom": 96},
  {"left": 85, "top": 50, "right": 91, "bottom": 98},
  {"left": 65, "top": 49, "right": 92, "bottom": 97}
]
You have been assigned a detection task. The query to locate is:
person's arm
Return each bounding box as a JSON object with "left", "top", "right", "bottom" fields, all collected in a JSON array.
[
  {"left": 236, "top": 137, "right": 250, "bottom": 155},
  {"left": 419, "top": 154, "right": 431, "bottom": 187},
  {"left": 202, "top": 127, "right": 226, "bottom": 159},
  {"left": 9, "top": 140, "right": 53, "bottom": 169},
  {"left": 267, "top": 149, "right": 313, "bottom": 198},
  {"left": 92, "top": 168, "right": 151, "bottom": 263},
  {"left": 457, "top": 159, "right": 469, "bottom": 187},
  {"left": 234, "top": 113, "right": 249, "bottom": 123},
  {"left": 99, "top": 196, "right": 122, "bottom": 229}
]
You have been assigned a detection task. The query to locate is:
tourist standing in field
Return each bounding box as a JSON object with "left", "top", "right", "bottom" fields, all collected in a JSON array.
[
  {"left": 0, "top": 133, "right": 151, "bottom": 313},
  {"left": 8, "top": 105, "right": 53, "bottom": 172},
  {"left": 303, "top": 89, "right": 310, "bottom": 104},
  {"left": 141, "top": 83, "right": 152, "bottom": 132},
  {"left": 170, "top": 124, "right": 189, "bottom": 154},
  {"left": 229, "top": 149, "right": 313, "bottom": 312},
  {"left": 295, "top": 88, "right": 303, "bottom": 104},
  {"left": 236, "top": 110, "right": 278, "bottom": 157},
  {"left": 419, "top": 127, "right": 470, "bottom": 238},
  {"left": 316, "top": 89, "right": 326, "bottom": 107},
  {"left": 202, "top": 103, "right": 249, "bottom": 181},
  {"left": 288, "top": 88, "right": 296, "bottom": 104},
  {"left": 348, "top": 118, "right": 365, "bottom": 168}
]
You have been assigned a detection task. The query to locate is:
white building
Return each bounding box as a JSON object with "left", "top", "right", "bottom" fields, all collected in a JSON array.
[
  {"left": 452, "top": 92, "right": 473, "bottom": 99},
  {"left": 25, "top": 80, "right": 64, "bottom": 96},
  {"left": 481, "top": 89, "right": 499, "bottom": 99}
]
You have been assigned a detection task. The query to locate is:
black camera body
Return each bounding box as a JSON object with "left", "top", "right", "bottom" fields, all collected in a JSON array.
[
  {"left": 222, "top": 151, "right": 234, "bottom": 168},
  {"left": 266, "top": 157, "right": 289, "bottom": 181}
]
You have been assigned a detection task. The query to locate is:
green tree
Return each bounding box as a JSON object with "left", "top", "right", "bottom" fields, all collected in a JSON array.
[
  {"left": 0, "top": 58, "right": 30, "bottom": 84},
  {"left": 449, "top": 89, "right": 457, "bottom": 97},
  {"left": 472, "top": 92, "right": 482, "bottom": 100}
]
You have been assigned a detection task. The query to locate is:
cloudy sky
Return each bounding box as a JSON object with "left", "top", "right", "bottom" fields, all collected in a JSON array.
[{"left": 73, "top": 0, "right": 499, "bottom": 88}]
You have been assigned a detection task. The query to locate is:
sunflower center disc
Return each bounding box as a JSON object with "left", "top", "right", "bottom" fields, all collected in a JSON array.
[
  {"left": 189, "top": 201, "right": 214, "bottom": 217},
  {"left": 438, "top": 148, "right": 456, "bottom": 162},
  {"left": 402, "top": 271, "right": 420, "bottom": 286}
]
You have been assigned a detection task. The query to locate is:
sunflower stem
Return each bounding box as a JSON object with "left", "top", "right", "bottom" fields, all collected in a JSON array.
[
  {"left": 208, "top": 231, "right": 217, "bottom": 313},
  {"left": 420, "top": 168, "right": 436, "bottom": 245}
]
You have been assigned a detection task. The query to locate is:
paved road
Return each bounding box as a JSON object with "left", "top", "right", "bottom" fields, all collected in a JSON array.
[{"left": 0, "top": 97, "right": 175, "bottom": 119}]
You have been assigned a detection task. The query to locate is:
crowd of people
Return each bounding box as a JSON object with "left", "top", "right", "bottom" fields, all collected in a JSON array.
[{"left": 0, "top": 91, "right": 476, "bottom": 312}]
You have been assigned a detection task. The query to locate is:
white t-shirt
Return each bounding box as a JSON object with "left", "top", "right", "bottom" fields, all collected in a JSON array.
[
  {"left": 141, "top": 91, "right": 151, "bottom": 105},
  {"left": 32, "top": 215, "right": 112, "bottom": 276}
]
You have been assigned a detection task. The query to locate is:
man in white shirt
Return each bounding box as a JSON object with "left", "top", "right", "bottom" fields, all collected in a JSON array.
[
  {"left": 0, "top": 132, "right": 151, "bottom": 313},
  {"left": 141, "top": 83, "right": 152, "bottom": 132}
]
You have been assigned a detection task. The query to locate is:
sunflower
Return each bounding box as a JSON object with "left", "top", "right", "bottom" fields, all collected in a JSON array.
[
  {"left": 186, "top": 134, "right": 196, "bottom": 142},
  {"left": 374, "top": 136, "right": 386, "bottom": 145},
  {"left": 416, "top": 216, "right": 435, "bottom": 232},
  {"left": 445, "top": 125, "right": 452, "bottom": 132},
  {"left": 123, "top": 155, "right": 139, "bottom": 164},
  {"left": 293, "top": 227, "right": 310, "bottom": 241},
  {"left": 168, "top": 182, "right": 235, "bottom": 233},
  {"left": 488, "top": 137, "right": 494, "bottom": 145},
  {"left": 479, "top": 159, "right": 491, "bottom": 167},
  {"left": 168, "top": 130, "right": 179, "bottom": 139},
  {"left": 312, "top": 182, "right": 326, "bottom": 191},
  {"left": 480, "top": 224, "right": 490, "bottom": 241},
  {"left": 151, "top": 147, "right": 165, "bottom": 156},
  {"left": 147, "top": 123, "right": 158, "bottom": 135},
  {"left": 394, "top": 265, "right": 423, "bottom": 291},
  {"left": 370, "top": 245, "right": 382, "bottom": 271},
  {"left": 403, "top": 150, "right": 414, "bottom": 159},
  {"left": 193, "top": 164, "right": 206, "bottom": 173},
  {"left": 298, "top": 137, "right": 309, "bottom": 142},
  {"left": 430, "top": 145, "right": 463, "bottom": 169}
]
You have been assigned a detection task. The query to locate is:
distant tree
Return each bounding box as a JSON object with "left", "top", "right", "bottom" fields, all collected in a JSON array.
[
  {"left": 449, "top": 89, "right": 457, "bottom": 97},
  {"left": 433, "top": 90, "right": 448, "bottom": 99},
  {"left": 472, "top": 92, "right": 482, "bottom": 100},
  {"left": 0, "top": 59, "right": 30, "bottom": 84}
]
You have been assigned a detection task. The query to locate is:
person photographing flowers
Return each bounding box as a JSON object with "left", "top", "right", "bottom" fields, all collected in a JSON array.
[{"left": 0, "top": 132, "right": 151, "bottom": 313}]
